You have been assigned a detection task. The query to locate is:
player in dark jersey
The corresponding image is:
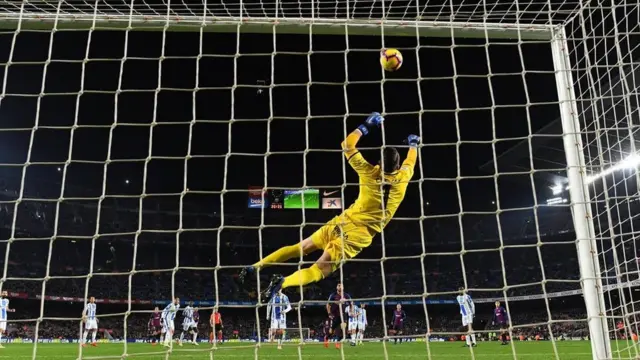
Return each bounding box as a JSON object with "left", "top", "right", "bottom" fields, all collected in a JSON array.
[
  {"left": 390, "top": 303, "right": 406, "bottom": 344},
  {"left": 326, "top": 283, "right": 351, "bottom": 349},
  {"left": 149, "top": 307, "right": 162, "bottom": 345},
  {"left": 492, "top": 301, "right": 509, "bottom": 345},
  {"left": 322, "top": 318, "right": 332, "bottom": 348}
]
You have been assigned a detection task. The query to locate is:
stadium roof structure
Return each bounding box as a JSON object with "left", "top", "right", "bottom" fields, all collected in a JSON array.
[{"left": 480, "top": 59, "right": 640, "bottom": 190}]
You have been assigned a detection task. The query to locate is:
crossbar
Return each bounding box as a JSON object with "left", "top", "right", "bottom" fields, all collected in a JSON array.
[{"left": 0, "top": 12, "right": 554, "bottom": 39}]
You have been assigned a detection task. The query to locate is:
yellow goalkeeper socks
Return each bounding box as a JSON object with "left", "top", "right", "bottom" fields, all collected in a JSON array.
[
  {"left": 254, "top": 244, "right": 303, "bottom": 269},
  {"left": 281, "top": 264, "right": 324, "bottom": 289}
]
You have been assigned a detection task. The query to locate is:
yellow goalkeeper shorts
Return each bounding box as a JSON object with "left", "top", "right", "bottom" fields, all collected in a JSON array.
[{"left": 310, "top": 216, "right": 375, "bottom": 272}]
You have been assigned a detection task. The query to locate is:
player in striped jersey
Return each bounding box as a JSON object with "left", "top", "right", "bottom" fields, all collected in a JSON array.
[
  {"left": 356, "top": 303, "right": 367, "bottom": 345},
  {"left": 267, "top": 290, "right": 291, "bottom": 350},
  {"left": 0, "top": 291, "right": 15, "bottom": 348},
  {"left": 344, "top": 301, "right": 360, "bottom": 346},
  {"left": 161, "top": 297, "right": 181, "bottom": 347},
  {"left": 82, "top": 297, "right": 98, "bottom": 347},
  {"left": 456, "top": 287, "right": 476, "bottom": 347},
  {"left": 179, "top": 303, "right": 194, "bottom": 346}
]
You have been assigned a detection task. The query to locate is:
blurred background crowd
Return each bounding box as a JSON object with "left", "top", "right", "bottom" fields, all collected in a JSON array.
[{"left": 0, "top": 169, "right": 635, "bottom": 343}]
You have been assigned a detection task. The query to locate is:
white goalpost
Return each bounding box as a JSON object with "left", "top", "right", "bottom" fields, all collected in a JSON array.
[{"left": 0, "top": 0, "right": 637, "bottom": 359}]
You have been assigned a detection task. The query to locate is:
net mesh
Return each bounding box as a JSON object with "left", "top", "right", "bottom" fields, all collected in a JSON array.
[
  {"left": 565, "top": 1, "right": 640, "bottom": 358},
  {"left": 0, "top": 0, "right": 636, "bottom": 359}
]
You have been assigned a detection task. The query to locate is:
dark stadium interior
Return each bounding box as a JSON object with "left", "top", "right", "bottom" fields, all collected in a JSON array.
[{"left": 0, "top": 12, "right": 637, "bottom": 347}]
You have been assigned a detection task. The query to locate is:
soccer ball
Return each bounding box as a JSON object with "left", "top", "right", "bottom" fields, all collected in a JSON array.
[{"left": 380, "top": 48, "right": 403, "bottom": 72}]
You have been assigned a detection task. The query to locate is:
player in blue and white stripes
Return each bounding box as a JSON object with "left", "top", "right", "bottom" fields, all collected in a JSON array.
[
  {"left": 456, "top": 287, "right": 476, "bottom": 347},
  {"left": 267, "top": 290, "right": 291, "bottom": 350},
  {"left": 356, "top": 303, "right": 367, "bottom": 345},
  {"left": 82, "top": 297, "right": 98, "bottom": 347},
  {"left": 0, "top": 291, "right": 15, "bottom": 348},
  {"left": 179, "top": 304, "right": 194, "bottom": 346},
  {"left": 161, "top": 297, "right": 180, "bottom": 347},
  {"left": 344, "top": 301, "right": 360, "bottom": 346}
]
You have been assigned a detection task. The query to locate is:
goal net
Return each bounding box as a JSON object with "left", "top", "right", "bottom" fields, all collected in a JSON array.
[{"left": 0, "top": 0, "right": 636, "bottom": 359}]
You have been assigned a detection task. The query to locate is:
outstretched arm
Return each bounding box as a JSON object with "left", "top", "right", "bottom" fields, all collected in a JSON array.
[
  {"left": 341, "top": 112, "right": 384, "bottom": 159},
  {"left": 342, "top": 113, "right": 384, "bottom": 176},
  {"left": 341, "top": 129, "right": 364, "bottom": 159},
  {"left": 401, "top": 134, "right": 420, "bottom": 173}
]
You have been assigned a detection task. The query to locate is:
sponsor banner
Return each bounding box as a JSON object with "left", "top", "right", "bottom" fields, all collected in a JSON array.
[
  {"left": 321, "top": 189, "right": 341, "bottom": 198},
  {"left": 322, "top": 197, "right": 342, "bottom": 209},
  {"left": 34, "top": 295, "right": 151, "bottom": 305},
  {"left": 248, "top": 186, "right": 269, "bottom": 209},
  {"left": 15, "top": 279, "right": 640, "bottom": 307}
]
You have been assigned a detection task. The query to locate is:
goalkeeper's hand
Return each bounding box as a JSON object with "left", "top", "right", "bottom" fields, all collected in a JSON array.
[
  {"left": 406, "top": 134, "right": 420, "bottom": 147},
  {"left": 358, "top": 112, "right": 384, "bottom": 135}
]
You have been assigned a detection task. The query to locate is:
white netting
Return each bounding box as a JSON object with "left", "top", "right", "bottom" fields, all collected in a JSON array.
[
  {"left": 564, "top": 1, "right": 640, "bottom": 359},
  {"left": 0, "top": 0, "right": 636, "bottom": 359}
]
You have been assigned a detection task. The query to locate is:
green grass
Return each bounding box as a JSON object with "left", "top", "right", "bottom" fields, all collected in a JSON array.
[{"left": 0, "top": 340, "right": 633, "bottom": 360}]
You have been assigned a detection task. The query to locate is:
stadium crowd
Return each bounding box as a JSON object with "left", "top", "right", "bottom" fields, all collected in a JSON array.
[{"left": 0, "top": 171, "right": 632, "bottom": 344}]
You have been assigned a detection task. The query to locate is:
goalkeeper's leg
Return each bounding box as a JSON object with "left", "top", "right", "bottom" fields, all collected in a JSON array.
[
  {"left": 263, "top": 250, "right": 335, "bottom": 297},
  {"left": 239, "top": 238, "right": 318, "bottom": 283}
]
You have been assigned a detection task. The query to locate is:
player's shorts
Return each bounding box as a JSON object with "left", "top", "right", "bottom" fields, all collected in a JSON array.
[
  {"left": 270, "top": 319, "right": 286, "bottom": 330},
  {"left": 348, "top": 321, "right": 358, "bottom": 331},
  {"left": 183, "top": 321, "right": 193, "bottom": 332},
  {"left": 357, "top": 322, "right": 366, "bottom": 332},
  {"left": 190, "top": 322, "right": 198, "bottom": 331},
  {"left": 330, "top": 316, "right": 343, "bottom": 331},
  {"left": 310, "top": 216, "right": 375, "bottom": 271},
  {"left": 163, "top": 320, "right": 175, "bottom": 333},
  {"left": 391, "top": 323, "right": 404, "bottom": 332},
  {"left": 461, "top": 315, "right": 474, "bottom": 327},
  {"left": 85, "top": 319, "right": 98, "bottom": 330},
  {"left": 0, "top": 321, "right": 6, "bottom": 331}
]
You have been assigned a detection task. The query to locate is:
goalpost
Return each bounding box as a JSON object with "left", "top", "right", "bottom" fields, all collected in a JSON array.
[{"left": 0, "top": 0, "right": 637, "bottom": 359}]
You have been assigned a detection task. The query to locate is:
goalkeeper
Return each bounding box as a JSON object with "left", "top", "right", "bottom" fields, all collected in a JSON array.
[{"left": 240, "top": 112, "right": 419, "bottom": 297}]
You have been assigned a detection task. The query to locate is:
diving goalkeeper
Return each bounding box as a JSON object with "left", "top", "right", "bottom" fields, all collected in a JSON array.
[{"left": 240, "top": 112, "right": 419, "bottom": 297}]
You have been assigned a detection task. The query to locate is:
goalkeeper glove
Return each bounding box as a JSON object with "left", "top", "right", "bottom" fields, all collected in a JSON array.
[
  {"left": 358, "top": 112, "right": 384, "bottom": 135},
  {"left": 406, "top": 134, "right": 420, "bottom": 147}
]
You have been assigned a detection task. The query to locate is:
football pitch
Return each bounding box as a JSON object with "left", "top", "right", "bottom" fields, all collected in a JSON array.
[{"left": 0, "top": 341, "right": 634, "bottom": 360}]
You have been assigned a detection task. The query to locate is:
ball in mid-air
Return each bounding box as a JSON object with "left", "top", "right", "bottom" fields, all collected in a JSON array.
[{"left": 380, "top": 48, "right": 403, "bottom": 72}]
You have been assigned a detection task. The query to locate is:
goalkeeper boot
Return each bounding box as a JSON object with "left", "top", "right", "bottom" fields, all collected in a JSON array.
[{"left": 262, "top": 274, "right": 284, "bottom": 299}]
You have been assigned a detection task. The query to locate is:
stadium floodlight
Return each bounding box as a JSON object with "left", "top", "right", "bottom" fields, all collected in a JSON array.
[
  {"left": 0, "top": 0, "right": 638, "bottom": 359},
  {"left": 552, "top": 153, "right": 640, "bottom": 194},
  {"left": 546, "top": 197, "right": 568, "bottom": 205}
]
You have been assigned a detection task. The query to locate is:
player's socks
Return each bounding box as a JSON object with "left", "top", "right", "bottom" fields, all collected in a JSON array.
[
  {"left": 192, "top": 332, "right": 197, "bottom": 344},
  {"left": 350, "top": 333, "right": 356, "bottom": 344},
  {"left": 465, "top": 336, "right": 471, "bottom": 346},
  {"left": 91, "top": 331, "right": 96, "bottom": 344},
  {"left": 82, "top": 331, "right": 88, "bottom": 344},
  {"left": 254, "top": 244, "right": 303, "bottom": 269},
  {"left": 281, "top": 264, "right": 323, "bottom": 289}
]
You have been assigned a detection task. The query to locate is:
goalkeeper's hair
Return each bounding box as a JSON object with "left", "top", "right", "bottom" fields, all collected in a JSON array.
[{"left": 382, "top": 147, "right": 401, "bottom": 173}]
